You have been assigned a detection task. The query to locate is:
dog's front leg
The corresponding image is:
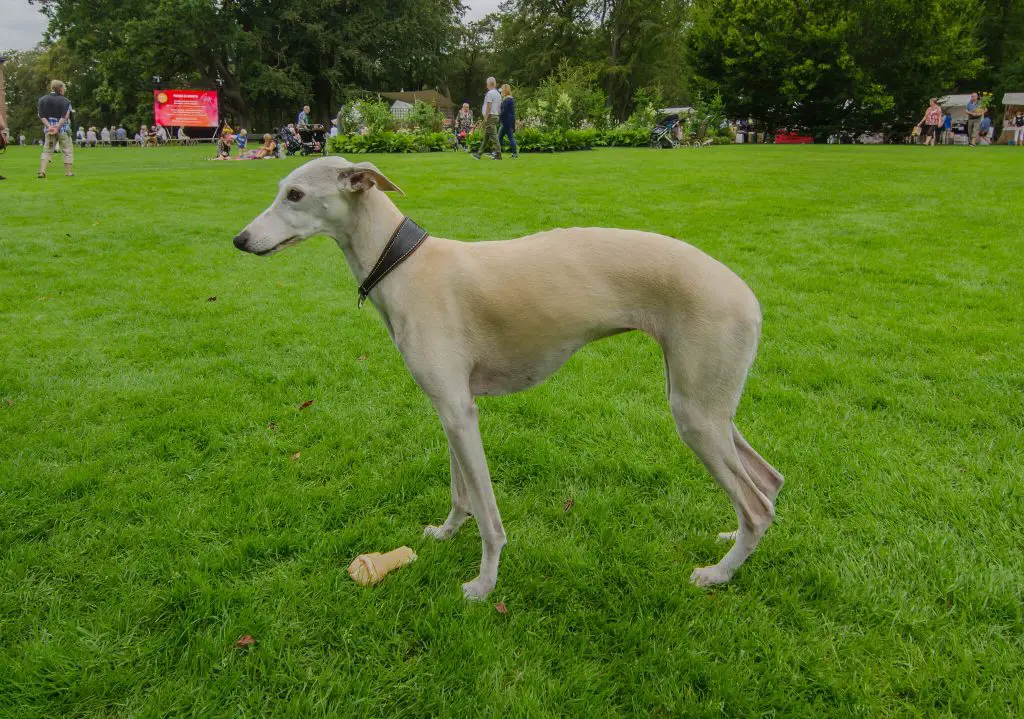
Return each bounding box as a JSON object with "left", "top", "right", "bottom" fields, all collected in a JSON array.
[
  {"left": 432, "top": 392, "right": 506, "bottom": 600},
  {"left": 423, "top": 450, "right": 471, "bottom": 540}
]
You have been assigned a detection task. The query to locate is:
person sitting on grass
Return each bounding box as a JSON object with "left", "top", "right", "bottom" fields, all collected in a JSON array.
[
  {"left": 210, "top": 127, "right": 235, "bottom": 160},
  {"left": 978, "top": 110, "right": 992, "bottom": 145},
  {"left": 240, "top": 133, "right": 278, "bottom": 159}
]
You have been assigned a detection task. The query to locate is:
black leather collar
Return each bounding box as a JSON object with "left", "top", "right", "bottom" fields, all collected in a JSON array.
[{"left": 357, "top": 217, "right": 429, "bottom": 308}]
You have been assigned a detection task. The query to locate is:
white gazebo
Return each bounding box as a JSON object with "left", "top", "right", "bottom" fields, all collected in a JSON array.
[{"left": 389, "top": 100, "right": 413, "bottom": 119}]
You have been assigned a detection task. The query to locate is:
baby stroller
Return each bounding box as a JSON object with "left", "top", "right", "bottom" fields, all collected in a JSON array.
[
  {"left": 451, "top": 127, "right": 469, "bottom": 152},
  {"left": 277, "top": 126, "right": 303, "bottom": 156},
  {"left": 298, "top": 124, "right": 328, "bottom": 156},
  {"left": 650, "top": 113, "right": 681, "bottom": 149}
]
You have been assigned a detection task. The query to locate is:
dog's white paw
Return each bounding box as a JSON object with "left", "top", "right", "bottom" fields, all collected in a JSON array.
[
  {"left": 423, "top": 524, "right": 455, "bottom": 541},
  {"left": 689, "top": 564, "right": 732, "bottom": 588},
  {"left": 461, "top": 576, "right": 496, "bottom": 601},
  {"left": 716, "top": 530, "right": 739, "bottom": 543}
]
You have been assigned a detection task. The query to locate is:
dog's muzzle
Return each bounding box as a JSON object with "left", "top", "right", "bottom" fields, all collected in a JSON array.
[{"left": 233, "top": 231, "right": 251, "bottom": 251}]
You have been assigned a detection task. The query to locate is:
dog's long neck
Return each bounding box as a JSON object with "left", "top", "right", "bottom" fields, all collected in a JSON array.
[
  {"left": 335, "top": 189, "right": 407, "bottom": 285},
  {"left": 333, "top": 189, "right": 411, "bottom": 326}
]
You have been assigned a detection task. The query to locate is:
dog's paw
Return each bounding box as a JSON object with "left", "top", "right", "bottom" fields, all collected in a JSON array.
[
  {"left": 689, "top": 564, "right": 732, "bottom": 588},
  {"left": 461, "top": 576, "right": 496, "bottom": 601},
  {"left": 716, "top": 530, "right": 739, "bottom": 543},
  {"left": 423, "top": 524, "right": 455, "bottom": 541}
]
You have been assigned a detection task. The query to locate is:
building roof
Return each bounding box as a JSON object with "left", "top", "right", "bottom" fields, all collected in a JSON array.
[
  {"left": 379, "top": 90, "right": 454, "bottom": 109},
  {"left": 1002, "top": 92, "right": 1024, "bottom": 105},
  {"left": 938, "top": 94, "right": 973, "bottom": 107}
]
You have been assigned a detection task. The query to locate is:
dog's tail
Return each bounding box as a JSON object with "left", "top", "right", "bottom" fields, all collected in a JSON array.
[{"left": 732, "top": 425, "right": 784, "bottom": 504}]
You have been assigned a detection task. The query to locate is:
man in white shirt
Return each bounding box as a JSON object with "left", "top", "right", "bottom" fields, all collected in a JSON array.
[{"left": 472, "top": 76, "right": 503, "bottom": 160}]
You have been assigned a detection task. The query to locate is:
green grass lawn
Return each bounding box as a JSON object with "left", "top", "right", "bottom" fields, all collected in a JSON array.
[{"left": 1, "top": 144, "right": 1022, "bottom": 717}]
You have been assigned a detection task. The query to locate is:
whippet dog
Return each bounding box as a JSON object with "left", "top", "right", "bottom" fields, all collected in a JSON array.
[{"left": 233, "top": 156, "right": 783, "bottom": 600}]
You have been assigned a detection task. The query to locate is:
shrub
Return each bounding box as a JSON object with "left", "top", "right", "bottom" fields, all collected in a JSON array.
[
  {"left": 531, "top": 60, "right": 608, "bottom": 132},
  {"left": 604, "top": 125, "right": 650, "bottom": 147},
  {"left": 405, "top": 101, "right": 445, "bottom": 133},
  {"left": 327, "top": 131, "right": 450, "bottom": 154}
]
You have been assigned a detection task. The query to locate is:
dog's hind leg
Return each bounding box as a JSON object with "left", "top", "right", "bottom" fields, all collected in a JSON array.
[
  {"left": 424, "top": 451, "right": 472, "bottom": 540},
  {"left": 715, "top": 428, "right": 785, "bottom": 544},
  {"left": 670, "top": 397, "right": 775, "bottom": 586},
  {"left": 661, "top": 302, "right": 777, "bottom": 586}
]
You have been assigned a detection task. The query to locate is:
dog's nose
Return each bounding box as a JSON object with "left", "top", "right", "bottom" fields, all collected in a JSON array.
[{"left": 233, "top": 231, "right": 251, "bottom": 251}]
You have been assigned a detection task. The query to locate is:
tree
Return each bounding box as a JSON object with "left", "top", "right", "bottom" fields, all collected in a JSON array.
[
  {"left": 688, "top": 0, "right": 983, "bottom": 134},
  {"left": 29, "top": 0, "right": 465, "bottom": 130}
]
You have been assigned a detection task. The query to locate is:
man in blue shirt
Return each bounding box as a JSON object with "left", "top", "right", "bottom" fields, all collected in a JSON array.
[
  {"left": 37, "top": 79, "right": 74, "bottom": 177},
  {"left": 965, "top": 92, "right": 982, "bottom": 146}
]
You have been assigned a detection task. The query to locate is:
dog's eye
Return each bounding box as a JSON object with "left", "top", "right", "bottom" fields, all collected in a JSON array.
[{"left": 286, "top": 188, "right": 304, "bottom": 203}]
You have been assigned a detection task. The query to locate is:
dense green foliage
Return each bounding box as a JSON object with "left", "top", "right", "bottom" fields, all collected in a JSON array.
[
  {"left": 1, "top": 145, "right": 1023, "bottom": 716},
  {"left": 3, "top": 0, "right": 1023, "bottom": 137},
  {"left": 22, "top": 0, "right": 463, "bottom": 129},
  {"left": 687, "top": 0, "right": 986, "bottom": 133}
]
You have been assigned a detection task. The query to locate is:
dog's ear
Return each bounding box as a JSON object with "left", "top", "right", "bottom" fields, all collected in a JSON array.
[{"left": 337, "top": 163, "right": 404, "bottom": 195}]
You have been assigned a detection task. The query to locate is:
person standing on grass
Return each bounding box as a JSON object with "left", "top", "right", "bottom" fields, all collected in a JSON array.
[
  {"left": 1014, "top": 111, "right": 1024, "bottom": 146},
  {"left": 297, "top": 105, "right": 311, "bottom": 128},
  {"left": 37, "top": 79, "right": 74, "bottom": 178},
  {"left": 915, "top": 98, "right": 942, "bottom": 146},
  {"left": 472, "top": 77, "right": 502, "bottom": 160},
  {"left": 966, "top": 92, "right": 982, "bottom": 146},
  {"left": 498, "top": 83, "right": 518, "bottom": 158},
  {"left": 0, "top": 114, "right": 7, "bottom": 180},
  {"left": 942, "top": 111, "right": 952, "bottom": 144}
]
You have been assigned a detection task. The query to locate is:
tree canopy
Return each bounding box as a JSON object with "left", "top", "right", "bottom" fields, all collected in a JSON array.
[{"left": 2, "top": 0, "right": 1022, "bottom": 136}]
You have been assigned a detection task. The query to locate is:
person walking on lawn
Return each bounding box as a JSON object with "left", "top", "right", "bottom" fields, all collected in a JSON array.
[
  {"left": 37, "top": 79, "right": 74, "bottom": 178},
  {"left": 473, "top": 77, "right": 502, "bottom": 160},
  {"left": 498, "top": 83, "right": 518, "bottom": 158}
]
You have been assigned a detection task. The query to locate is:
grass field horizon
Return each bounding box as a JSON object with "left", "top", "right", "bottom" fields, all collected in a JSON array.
[{"left": 2, "top": 145, "right": 1022, "bottom": 717}]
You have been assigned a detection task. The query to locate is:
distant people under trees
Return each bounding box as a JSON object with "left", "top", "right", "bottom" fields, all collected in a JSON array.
[{"left": 297, "top": 105, "right": 311, "bottom": 128}]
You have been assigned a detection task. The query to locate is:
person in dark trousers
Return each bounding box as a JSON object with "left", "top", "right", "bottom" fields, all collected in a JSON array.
[
  {"left": 498, "top": 83, "right": 518, "bottom": 158},
  {"left": 472, "top": 76, "right": 502, "bottom": 160}
]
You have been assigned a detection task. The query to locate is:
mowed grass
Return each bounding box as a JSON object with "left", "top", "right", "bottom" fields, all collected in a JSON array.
[{"left": 1, "top": 143, "right": 1022, "bottom": 717}]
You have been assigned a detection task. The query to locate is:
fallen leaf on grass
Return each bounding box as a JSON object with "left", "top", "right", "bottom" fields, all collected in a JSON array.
[
  {"left": 563, "top": 499, "right": 574, "bottom": 513},
  {"left": 290, "top": 451, "right": 301, "bottom": 461},
  {"left": 298, "top": 400, "right": 314, "bottom": 410},
  {"left": 494, "top": 602, "right": 508, "bottom": 614},
  {"left": 357, "top": 355, "right": 368, "bottom": 362},
  {"left": 235, "top": 635, "right": 255, "bottom": 648},
  {"left": 3, "top": 399, "right": 13, "bottom": 407},
  {"left": 206, "top": 296, "right": 217, "bottom": 302},
  {"left": 267, "top": 422, "right": 277, "bottom": 431}
]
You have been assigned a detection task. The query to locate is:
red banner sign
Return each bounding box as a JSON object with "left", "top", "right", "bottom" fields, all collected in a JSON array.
[{"left": 153, "top": 90, "right": 219, "bottom": 127}]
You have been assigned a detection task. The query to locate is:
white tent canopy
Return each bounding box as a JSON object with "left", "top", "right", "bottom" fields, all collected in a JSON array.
[
  {"left": 938, "top": 94, "right": 973, "bottom": 121},
  {"left": 1002, "top": 92, "right": 1024, "bottom": 105}
]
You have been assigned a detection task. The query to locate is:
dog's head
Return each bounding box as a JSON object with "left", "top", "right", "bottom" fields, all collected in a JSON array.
[{"left": 232, "top": 156, "right": 403, "bottom": 256}]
